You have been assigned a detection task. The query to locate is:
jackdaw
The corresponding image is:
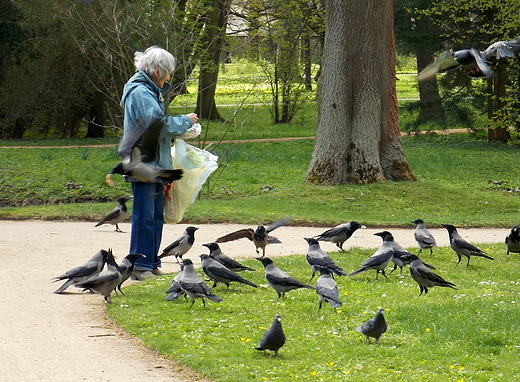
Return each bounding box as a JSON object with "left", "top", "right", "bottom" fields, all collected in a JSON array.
[
  {"left": 315, "top": 267, "right": 343, "bottom": 310},
  {"left": 349, "top": 231, "right": 394, "bottom": 280},
  {"left": 505, "top": 225, "right": 520, "bottom": 256},
  {"left": 95, "top": 196, "right": 132, "bottom": 233},
  {"left": 442, "top": 224, "right": 494, "bottom": 266},
  {"left": 304, "top": 237, "right": 347, "bottom": 281},
  {"left": 215, "top": 218, "right": 291, "bottom": 257},
  {"left": 159, "top": 226, "right": 198, "bottom": 263},
  {"left": 202, "top": 242, "right": 255, "bottom": 272},
  {"left": 199, "top": 254, "right": 258, "bottom": 289},
  {"left": 401, "top": 254, "right": 457, "bottom": 296},
  {"left": 256, "top": 257, "right": 315, "bottom": 298},
  {"left": 354, "top": 307, "right": 387, "bottom": 343},
  {"left": 314, "top": 221, "right": 365, "bottom": 251},
  {"left": 179, "top": 258, "right": 223, "bottom": 308},
  {"left": 412, "top": 219, "right": 437, "bottom": 255},
  {"left": 256, "top": 314, "right": 286, "bottom": 358}
]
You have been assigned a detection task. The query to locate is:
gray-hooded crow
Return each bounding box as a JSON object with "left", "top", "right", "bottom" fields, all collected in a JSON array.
[
  {"left": 165, "top": 268, "right": 185, "bottom": 301},
  {"left": 199, "top": 254, "right": 258, "bottom": 289},
  {"left": 179, "top": 258, "right": 223, "bottom": 308},
  {"left": 95, "top": 197, "right": 132, "bottom": 233},
  {"left": 115, "top": 253, "right": 146, "bottom": 295},
  {"left": 255, "top": 314, "right": 286, "bottom": 358},
  {"left": 52, "top": 249, "right": 108, "bottom": 294},
  {"left": 401, "top": 254, "right": 457, "bottom": 296},
  {"left": 412, "top": 219, "right": 437, "bottom": 255},
  {"left": 442, "top": 224, "right": 494, "bottom": 266},
  {"left": 75, "top": 249, "right": 122, "bottom": 303},
  {"left": 505, "top": 225, "right": 520, "bottom": 256},
  {"left": 159, "top": 226, "right": 198, "bottom": 263},
  {"left": 256, "top": 257, "right": 315, "bottom": 298},
  {"left": 354, "top": 307, "right": 387, "bottom": 343},
  {"left": 202, "top": 242, "right": 255, "bottom": 272},
  {"left": 390, "top": 239, "right": 436, "bottom": 275},
  {"left": 315, "top": 267, "right": 343, "bottom": 310},
  {"left": 304, "top": 237, "right": 347, "bottom": 281},
  {"left": 215, "top": 218, "right": 291, "bottom": 257},
  {"left": 349, "top": 231, "right": 394, "bottom": 280},
  {"left": 314, "top": 221, "right": 365, "bottom": 251}
]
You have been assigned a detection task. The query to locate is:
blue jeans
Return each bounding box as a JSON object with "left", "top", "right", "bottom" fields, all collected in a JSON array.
[{"left": 130, "top": 182, "right": 164, "bottom": 271}]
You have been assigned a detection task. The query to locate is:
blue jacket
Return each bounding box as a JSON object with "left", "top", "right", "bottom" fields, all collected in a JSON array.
[{"left": 119, "top": 70, "right": 192, "bottom": 171}]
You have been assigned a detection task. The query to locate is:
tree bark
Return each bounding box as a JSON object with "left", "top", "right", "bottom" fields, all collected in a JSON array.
[
  {"left": 416, "top": 51, "right": 445, "bottom": 123},
  {"left": 306, "top": 0, "right": 414, "bottom": 185}
]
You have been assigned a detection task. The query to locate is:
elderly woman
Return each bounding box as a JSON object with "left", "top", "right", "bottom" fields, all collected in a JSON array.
[{"left": 118, "top": 46, "right": 198, "bottom": 280}]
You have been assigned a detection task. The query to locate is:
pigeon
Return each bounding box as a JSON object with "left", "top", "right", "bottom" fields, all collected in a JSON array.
[
  {"left": 349, "top": 231, "right": 394, "bottom": 279},
  {"left": 304, "top": 237, "right": 347, "bottom": 281},
  {"left": 113, "top": 117, "right": 183, "bottom": 184},
  {"left": 255, "top": 314, "right": 286, "bottom": 358},
  {"left": 179, "top": 258, "right": 223, "bottom": 308},
  {"left": 401, "top": 254, "right": 457, "bottom": 296},
  {"left": 75, "top": 249, "right": 122, "bottom": 303},
  {"left": 95, "top": 196, "right": 132, "bottom": 232},
  {"left": 159, "top": 226, "right": 198, "bottom": 263},
  {"left": 202, "top": 242, "right": 255, "bottom": 272},
  {"left": 215, "top": 218, "right": 291, "bottom": 257},
  {"left": 315, "top": 267, "right": 343, "bottom": 310},
  {"left": 417, "top": 37, "right": 520, "bottom": 81},
  {"left": 314, "top": 221, "right": 365, "bottom": 251},
  {"left": 354, "top": 307, "right": 387, "bottom": 343},
  {"left": 256, "top": 257, "right": 315, "bottom": 298},
  {"left": 199, "top": 254, "right": 258, "bottom": 289},
  {"left": 115, "top": 253, "right": 146, "bottom": 295},
  {"left": 165, "top": 268, "right": 185, "bottom": 301},
  {"left": 505, "top": 225, "right": 520, "bottom": 256},
  {"left": 442, "top": 224, "right": 494, "bottom": 266},
  {"left": 412, "top": 219, "right": 437, "bottom": 255},
  {"left": 52, "top": 249, "right": 108, "bottom": 294},
  {"left": 390, "top": 239, "right": 436, "bottom": 274}
]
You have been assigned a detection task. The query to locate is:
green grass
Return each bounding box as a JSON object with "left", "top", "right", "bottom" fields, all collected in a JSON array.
[{"left": 107, "top": 243, "right": 520, "bottom": 382}]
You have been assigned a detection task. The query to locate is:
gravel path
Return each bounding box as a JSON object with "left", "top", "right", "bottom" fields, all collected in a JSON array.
[{"left": 0, "top": 220, "right": 508, "bottom": 381}]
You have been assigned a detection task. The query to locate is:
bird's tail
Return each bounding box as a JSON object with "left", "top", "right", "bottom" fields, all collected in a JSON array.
[
  {"left": 238, "top": 277, "right": 258, "bottom": 288},
  {"left": 328, "top": 296, "right": 343, "bottom": 308},
  {"left": 160, "top": 169, "right": 183, "bottom": 183},
  {"left": 53, "top": 279, "right": 74, "bottom": 294},
  {"left": 206, "top": 293, "right": 223, "bottom": 303},
  {"left": 331, "top": 266, "right": 348, "bottom": 276},
  {"left": 94, "top": 221, "right": 106, "bottom": 227},
  {"left": 478, "top": 253, "right": 494, "bottom": 260},
  {"left": 349, "top": 268, "right": 366, "bottom": 277}
]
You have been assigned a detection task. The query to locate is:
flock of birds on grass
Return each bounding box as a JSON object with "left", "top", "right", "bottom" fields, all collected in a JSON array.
[{"left": 54, "top": 197, "right": 520, "bottom": 356}]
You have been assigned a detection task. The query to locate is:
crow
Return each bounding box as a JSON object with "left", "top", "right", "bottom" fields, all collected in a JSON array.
[
  {"left": 165, "top": 268, "right": 185, "bottom": 301},
  {"left": 179, "top": 259, "right": 223, "bottom": 308},
  {"left": 390, "top": 239, "right": 436, "bottom": 275},
  {"left": 412, "top": 219, "right": 437, "bottom": 255},
  {"left": 75, "top": 249, "right": 122, "bottom": 303},
  {"left": 401, "top": 254, "right": 457, "bottom": 296},
  {"left": 442, "top": 224, "right": 494, "bottom": 266},
  {"left": 52, "top": 249, "right": 108, "bottom": 294},
  {"left": 95, "top": 197, "right": 132, "bottom": 233},
  {"left": 115, "top": 253, "right": 146, "bottom": 295},
  {"left": 314, "top": 221, "right": 365, "bottom": 251},
  {"left": 304, "top": 237, "right": 347, "bottom": 281},
  {"left": 199, "top": 254, "right": 258, "bottom": 289},
  {"left": 256, "top": 257, "right": 315, "bottom": 298},
  {"left": 315, "top": 267, "right": 343, "bottom": 310},
  {"left": 215, "top": 218, "right": 291, "bottom": 257},
  {"left": 159, "top": 226, "right": 198, "bottom": 263},
  {"left": 349, "top": 231, "right": 394, "bottom": 280},
  {"left": 417, "top": 37, "right": 520, "bottom": 81},
  {"left": 505, "top": 225, "right": 520, "bottom": 256},
  {"left": 355, "top": 307, "right": 387, "bottom": 343},
  {"left": 202, "top": 242, "right": 255, "bottom": 272},
  {"left": 256, "top": 314, "right": 286, "bottom": 358}
]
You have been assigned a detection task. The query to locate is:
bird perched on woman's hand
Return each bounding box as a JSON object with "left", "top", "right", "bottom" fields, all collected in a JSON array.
[{"left": 256, "top": 314, "right": 286, "bottom": 358}]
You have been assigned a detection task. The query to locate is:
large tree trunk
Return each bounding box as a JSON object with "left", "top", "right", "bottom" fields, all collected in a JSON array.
[
  {"left": 488, "top": 61, "right": 511, "bottom": 142},
  {"left": 306, "top": 0, "right": 414, "bottom": 185},
  {"left": 416, "top": 51, "right": 445, "bottom": 122}
]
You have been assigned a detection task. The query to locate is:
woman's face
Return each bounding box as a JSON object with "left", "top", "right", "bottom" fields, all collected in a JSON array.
[{"left": 153, "top": 68, "right": 170, "bottom": 89}]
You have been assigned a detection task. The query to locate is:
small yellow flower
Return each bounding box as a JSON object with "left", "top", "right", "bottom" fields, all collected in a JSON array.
[
  {"left": 310, "top": 371, "right": 317, "bottom": 376},
  {"left": 343, "top": 370, "right": 350, "bottom": 375},
  {"left": 425, "top": 328, "right": 431, "bottom": 332},
  {"left": 329, "top": 362, "right": 335, "bottom": 366},
  {"left": 450, "top": 365, "right": 455, "bottom": 369},
  {"left": 459, "top": 366, "right": 465, "bottom": 371}
]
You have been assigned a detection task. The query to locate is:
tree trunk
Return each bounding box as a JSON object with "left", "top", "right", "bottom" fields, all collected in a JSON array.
[
  {"left": 306, "top": 0, "right": 414, "bottom": 185},
  {"left": 488, "top": 61, "right": 511, "bottom": 142},
  {"left": 85, "top": 91, "right": 105, "bottom": 138},
  {"left": 416, "top": 51, "right": 445, "bottom": 123}
]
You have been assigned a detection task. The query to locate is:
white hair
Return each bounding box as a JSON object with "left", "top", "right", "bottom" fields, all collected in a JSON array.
[{"left": 134, "top": 46, "right": 176, "bottom": 79}]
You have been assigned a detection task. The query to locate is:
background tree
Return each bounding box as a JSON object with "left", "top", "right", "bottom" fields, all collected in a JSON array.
[{"left": 306, "top": 0, "right": 415, "bottom": 185}]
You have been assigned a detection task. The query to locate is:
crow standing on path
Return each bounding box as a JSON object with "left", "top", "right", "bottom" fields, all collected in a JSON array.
[
  {"left": 354, "top": 307, "right": 388, "bottom": 343},
  {"left": 349, "top": 231, "right": 394, "bottom": 280},
  {"left": 412, "top": 219, "right": 437, "bottom": 255},
  {"left": 256, "top": 314, "right": 286, "bottom": 358},
  {"left": 202, "top": 242, "right": 255, "bottom": 272},
  {"left": 505, "top": 225, "right": 520, "bottom": 256},
  {"left": 52, "top": 249, "right": 108, "bottom": 294},
  {"left": 95, "top": 197, "right": 132, "bottom": 233},
  {"left": 256, "top": 257, "right": 315, "bottom": 298},
  {"left": 314, "top": 221, "right": 365, "bottom": 252},
  {"left": 215, "top": 218, "right": 291, "bottom": 257},
  {"left": 179, "top": 259, "right": 223, "bottom": 308},
  {"left": 442, "top": 224, "right": 494, "bottom": 266},
  {"left": 304, "top": 237, "right": 347, "bottom": 281},
  {"left": 159, "top": 226, "right": 198, "bottom": 263},
  {"left": 401, "top": 254, "right": 457, "bottom": 296}
]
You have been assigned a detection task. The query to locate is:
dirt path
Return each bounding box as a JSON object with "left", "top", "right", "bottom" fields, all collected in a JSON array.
[{"left": 0, "top": 220, "right": 507, "bottom": 381}]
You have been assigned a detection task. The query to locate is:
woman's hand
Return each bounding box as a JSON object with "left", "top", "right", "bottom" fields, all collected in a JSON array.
[{"left": 186, "top": 113, "right": 198, "bottom": 124}]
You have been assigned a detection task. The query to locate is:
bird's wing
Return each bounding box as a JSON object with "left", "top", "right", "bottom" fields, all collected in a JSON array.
[
  {"left": 118, "top": 117, "right": 164, "bottom": 162},
  {"left": 452, "top": 236, "right": 484, "bottom": 253},
  {"left": 361, "top": 251, "right": 393, "bottom": 267},
  {"left": 181, "top": 281, "right": 211, "bottom": 295},
  {"left": 413, "top": 265, "right": 446, "bottom": 284},
  {"left": 266, "top": 273, "right": 307, "bottom": 288},
  {"left": 470, "top": 48, "right": 495, "bottom": 79},
  {"left": 316, "top": 283, "right": 339, "bottom": 300},
  {"left": 417, "top": 52, "right": 459, "bottom": 81},
  {"left": 216, "top": 229, "right": 255, "bottom": 243},
  {"left": 162, "top": 237, "right": 184, "bottom": 252},
  {"left": 56, "top": 263, "right": 100, "bottom": 280},
  {"left": 356, "top": 319, "right": 374, "bottom": 334},
  {"left": 266, "top": 218, "right": 292, "bottom": 233},
  {"left": 483, "top": 38, "right": 520, "bottom": 60},
  {"left": 415, "top": 230, "right": 436, "bottom": 246},
  {"left": 97, "top": 208, "right": 121, "bottom": 224}
]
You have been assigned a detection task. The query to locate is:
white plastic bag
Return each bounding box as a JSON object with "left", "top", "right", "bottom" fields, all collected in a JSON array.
[{"left": 164, "top": 139, "right": 218, "bottom": 223}]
